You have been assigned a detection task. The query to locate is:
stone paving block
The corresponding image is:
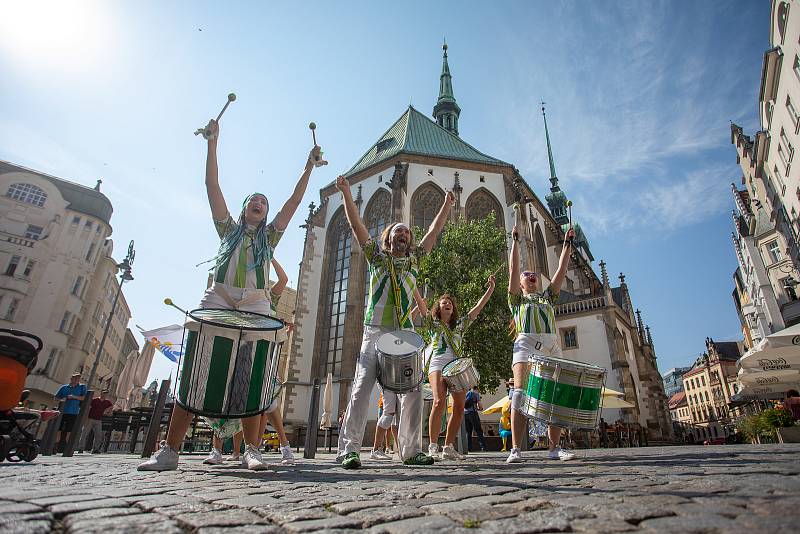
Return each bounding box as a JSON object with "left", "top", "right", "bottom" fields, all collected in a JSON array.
[
  {"left": 0, "top": 520, "right": 52, "bottom": 534},
  {"left": 284, "top": 515, "right": 366, "bottom": 532},
  {"left": 0, "top": 503, "right": 43, "bottom": 514},
  {"left": 99, "top": 487, "right": 172, "bottom": 498},
  {"left": 421, "top": 492, "right": 526, "bottom": 514},
  {"left": 735, "top": 514, "right": 800, "bottom": 533},
  {"left": 0, "top": 512, "right": 53, "bottom": 527},
  {"left": 28, "top": 493, "right": 105, "bottom": 506},
  {"left": 48, "top": 497, "right": 129, "bottom": 517},
  {"left": 151, "top": 501, "right": 230, "bottom": 518},
  {"left": 672, "top": 502, "right": 745, "bottom": 519},
  {"left": 638, "top": 513, "right": 739, "bottom": 533},
  {"left": 479, "top": 507, "right": 594, "bottom": 534},
  {"left": 329, "top": 499, "right": 386, "bottom": 514},
  {"left": 62, "top": 506, "right": 142, "bottom": 528},
  {"left": 369, "top": 514, "right": 459, "bottom": 533},
  {"left": 175, "top": 508, "right": 269, "bottom": 528},
  {"left": 198, "top": 526, "right": 283, "bottom": 534},
  {"left": 217, "top": 494, "right": 284, "bottom": 508},
  {"left": 257, "top": 504, "right": 336, "bottom": 525},
  {"left": 570, "top": 517, "right": 639, "bottom": 532},
  {"left": 66, "top": 512, "right": 176, "bottom": 533},
  {"left": 347, "top": 505, "right": 426, "bottom": 527}
]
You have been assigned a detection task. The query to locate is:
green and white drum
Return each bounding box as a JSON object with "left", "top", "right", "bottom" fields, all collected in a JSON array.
[
  {"left": 178, "top": 308, "right": 286, "bottom": 419},
  {"left": 524, "top": 355, "right": 606, "bottom": 431}
]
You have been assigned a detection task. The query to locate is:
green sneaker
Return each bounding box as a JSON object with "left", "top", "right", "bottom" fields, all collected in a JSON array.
[
  {"left": 342, "top": 452, "right": 361, "bottom": 469},
  {"left": 403, "top": 452, "right": 435, "bottom": 466}
]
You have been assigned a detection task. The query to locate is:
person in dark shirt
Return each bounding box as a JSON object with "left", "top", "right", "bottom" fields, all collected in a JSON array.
[{"left": 83, "top": 390, "right": 113, "bottom": 453}]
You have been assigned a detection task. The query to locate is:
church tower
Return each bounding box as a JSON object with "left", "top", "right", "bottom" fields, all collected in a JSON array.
[
  {"left": 543, "top": 104, "right": 569, "bottom": 225},
  {"left": 433, "top": 40, "right": 461, "bottom": 135}
]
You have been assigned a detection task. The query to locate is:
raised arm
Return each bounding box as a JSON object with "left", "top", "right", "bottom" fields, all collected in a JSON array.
[
  {"left": 468, "top": 274, "right": 496, "bottom": 320},
  {"left": 271, "top": 257, "right": 289, "bottom": 296},
  {"left": 549, "top": 227, "right": 575, "bottom": 297},
  {"left": 508, "top": 223, "right": 521, "bottom": 295},
  {"left": 271, "top": 146, "right": 321, "bottom": 231},
  {"left": 204, "top": 120, "right": 229, "bottom": 221},
  {"left": 418, "top": 191, "right": 456, "bottom": 253},
  {"left": 335, "top": 175, "right": 370, "bottom": 247},
  {"left": 411, "top": 287, "right": 428, "bottom": 319}
]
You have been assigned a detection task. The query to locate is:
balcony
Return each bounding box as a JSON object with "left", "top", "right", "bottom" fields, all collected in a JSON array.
[
  {"left": 555, "top": 296, "right": 606, "bottom": 316},
  {"left": 1, "top": 229, "right": 36, "bottom": 249},
  {"left": 782, "top": 299, "right": 800, "bottom": 326}
]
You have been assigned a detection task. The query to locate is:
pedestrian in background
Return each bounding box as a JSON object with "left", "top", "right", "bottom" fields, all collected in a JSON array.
[
  {"left": 464, "top": 386, "right": 486, "bottom": 452},
  {"left": 84, "top": 390, "right": 113, "bottom": 453},
  {"left": 54, "top": 373, "right": 86, "bottom": 452}
]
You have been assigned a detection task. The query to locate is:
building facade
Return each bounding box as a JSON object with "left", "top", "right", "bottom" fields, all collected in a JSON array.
[
  {"left": 0, "top": 160, "right": 136, "bottom": 409},
  {"left": 662, "top": 366, "right": 692, "bottom": 398},
  {"left": 283, "top": 45, "right": 673, "bottom": 441},
  {"left": 730, "top": 0, "right": 800, "bottom": 339},
  {"left": 681, "top": 339, "right": 742, "bottom": 442}
]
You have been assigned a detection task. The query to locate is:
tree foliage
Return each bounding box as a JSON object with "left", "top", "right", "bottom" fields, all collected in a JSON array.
[{"left": 414, "top": 213, "right": 512, "bottom": 392}]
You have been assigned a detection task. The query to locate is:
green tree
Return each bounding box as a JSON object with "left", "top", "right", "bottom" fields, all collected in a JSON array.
[{"left": 414, "top": 213, "right": 511, "bottom": 392}]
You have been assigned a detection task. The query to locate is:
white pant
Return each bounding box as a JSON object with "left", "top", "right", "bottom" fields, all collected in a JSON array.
[
  {"left": 82, "top": 419, "right": 104, "bottom": 451},
  {"left": 377, "top": 389, "right": 398, "bottom": 429},
  {"left": 337, "top": 326, "right": 422, "bottom": 461},
  {"left": 199, "top": 282, "right": 273, "bottom": 315},
  {"left": 512, "top": 332, "right": 561, "bottom": 366}
]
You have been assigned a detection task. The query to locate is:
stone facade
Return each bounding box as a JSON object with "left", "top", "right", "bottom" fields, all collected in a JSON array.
[{"left": 0, "top": 160, "right": 135, "bottom": 409}]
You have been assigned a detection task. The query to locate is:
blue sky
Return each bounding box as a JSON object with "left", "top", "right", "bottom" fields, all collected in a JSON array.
[{"left": 0, "top": 1, "right": 769, "bottom": 384}]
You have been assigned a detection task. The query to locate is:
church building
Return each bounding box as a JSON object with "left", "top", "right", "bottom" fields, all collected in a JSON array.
[{"left": 282, "top": 44, "right": 673, "bottom": 442}]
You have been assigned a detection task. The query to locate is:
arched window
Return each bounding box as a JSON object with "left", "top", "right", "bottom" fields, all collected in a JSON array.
[
  {"left": 320, "top": 209, "right": 351, "bottom": 376},
  {"left": 534, "top": 225, "right": 549, "bottom": 278},
  {"left": 465, "top": 188, "right": 504, "bottom": 229},
  {"left": 411, "top": 182, "right": 444, "bottom": 231},
  {"left": 363, "top": 189, "right": 391, "bottom": 310},
  {"left": 6, "top": 183, "right": 47, "bottom": 207}
]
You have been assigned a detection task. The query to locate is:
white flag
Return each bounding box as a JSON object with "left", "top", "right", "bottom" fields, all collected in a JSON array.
[{"left": 138, "top": 325, "right": 184, "bottom": 363}]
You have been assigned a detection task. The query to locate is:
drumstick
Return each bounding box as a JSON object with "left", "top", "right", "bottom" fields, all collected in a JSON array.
[
  {"left": 217, "top": 93, "right": 237, "bottom": 122},
  {"left": 309, "top": 122, "right": 317, "bottom": 146},
  {"left": 566, "top": 200, "right": 573, "bottom": 227},
  {"left": 164, "top": 298, "right": 188, "bottom": 315}
]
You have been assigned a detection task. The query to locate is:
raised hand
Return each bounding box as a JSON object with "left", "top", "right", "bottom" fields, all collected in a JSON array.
[
  {"left": 308, "top": 145, "right": 322, "bottom": 166},
  {"left": 445, "top": 190, "right": 456, "bottom": 206},
  {"left": 335, "top": 175, "right": 351, "bottom": 195},
  {"left": 512, "top": 224, "right": 519, "bottom": 241},
  {"left": 487, "top": 274, "right": 496, "bottom": 291},
  {"left": 206, "top": 119, "right": 219, "bottom": 142},
  {"left": 565, "top": 227, "right": 576, "bottom": 243}
]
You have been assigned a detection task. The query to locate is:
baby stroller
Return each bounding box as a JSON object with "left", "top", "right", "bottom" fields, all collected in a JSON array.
[{"left": 0, "top": 328, "right": 47, "bottom": 462}]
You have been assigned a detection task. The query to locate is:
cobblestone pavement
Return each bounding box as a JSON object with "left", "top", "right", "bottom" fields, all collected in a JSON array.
[{"left": 1, "top": 444, "right": 799, "bottom": 533}]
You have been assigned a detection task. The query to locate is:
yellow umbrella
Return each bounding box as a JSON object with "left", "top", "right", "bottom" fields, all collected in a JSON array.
[
  {"left": 483, "top": 397, "right": 511, "bottom": 415},
  {"left": 601, "top": 396, "right": 636, "bottom": 409},
  {"left": 602, "top": 386, "right": 625, "bottom": 397}
]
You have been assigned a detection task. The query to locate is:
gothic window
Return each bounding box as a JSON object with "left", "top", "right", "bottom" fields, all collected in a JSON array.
[
  {"left": 320, "top": 209, "right": 351, "bottom": 376},
  {"left": 6, "top": 183, "right": 47, "bottom": 207},
  {"left": 465, "top": 188, "right": 504, "bottom": 229},
  {"left": 363, "top": 190, "right": 391, "bottom": 311},
  {"left": 411, "top": 182, "right": 444, "bottom": 231},
  {"left": 534, "top": 225, "right": 550, "bottom": 279}
]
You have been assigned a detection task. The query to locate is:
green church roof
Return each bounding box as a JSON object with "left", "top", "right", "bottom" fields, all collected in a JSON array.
[{"left": 343, "top": 106, "right": 509, "bottom": 178}]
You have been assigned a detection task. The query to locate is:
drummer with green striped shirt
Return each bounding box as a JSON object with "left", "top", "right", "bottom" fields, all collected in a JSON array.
[
  {"left": 139, "top": 118, "right": 320, "bottom": 472},
  {"left": 506, "top": 222, "right": 576, "bottom": 464},
  {"left": 334, "top": 174, "right": 455, "bottom": 469}
]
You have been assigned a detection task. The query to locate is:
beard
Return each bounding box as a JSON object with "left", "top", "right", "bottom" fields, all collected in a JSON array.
[{"left": 390, "top": 236, "right": 409, "bottom": 255}]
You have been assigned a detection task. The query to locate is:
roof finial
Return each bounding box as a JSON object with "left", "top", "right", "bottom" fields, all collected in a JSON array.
[{"left": 95, "top": 179, "right": 102, "bottom": 191}]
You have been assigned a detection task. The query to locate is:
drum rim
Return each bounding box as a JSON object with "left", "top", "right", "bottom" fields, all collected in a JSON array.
[
  {"left": 526, "top": 354, "right": 606, "bottom": 372},
  {"left": 188, "top": 308, "right": 285, "bottom": 331},
  {"left": 375, "top": 330, "right": 425, "bottom": 355},
  {"left": 442, "top": 357, "right": 475, "bottom": 375},
  {"left": 175, "top": 398, "right": 275, "bottom": 419},
  {"left": 377, "top": 371, "right": 425, "bottom": 393}
]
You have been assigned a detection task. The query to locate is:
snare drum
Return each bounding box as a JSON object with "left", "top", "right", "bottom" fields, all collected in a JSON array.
[
  {"left": 376, "top": 330, "right": 425, "bottom": 393},
  {"left": 524, "top": 355, "right": 606, "bottom": 431},
  {"left": 177, "top": 308, "right": 286, "bottom": 418},
  {"left": 441, "top": 358, "right": 480, "bottom": 393}
]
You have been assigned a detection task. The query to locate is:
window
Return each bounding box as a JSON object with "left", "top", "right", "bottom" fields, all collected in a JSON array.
[
  {"left": 794, "top": 55, "right": 800, "bottom": 81},
  {"left": 767, "top": 240, "right": 783, "bottom": 263},
  {"left": 5, "top": 183, "right": 47, "bottom": 207},
  {"left": 363, "top": 190, "right": 391, "bottom": 310},
  {"left": 22, "top": 260, "right": 35, "bottom": 278},
  {"left": 534, "top": 225, "right": 550, "bottom": 278},
  {"left": 4, "top": 255, "right": 21, "bottom": 276},
  {"left": 320, "top": 210, "right": 351, "bottom": 377},
  {"left": 4, "top": 298, "right": 20, "bottom": 320},
  {"left": 701, "top": 375, "right": 705, "bottom": 386},
  {"left": 85, "top": 243, "right": 96, "bottom": 262},
  {"left": 72, "top": 216, "right": 80, "bottom": 225},
  {"left": 411, "top": 182, "right": 445, "bottom": 231},
  {"left": 704, "top": 391, "right": 709, "bottom": 402},
  {"left": 84, "top": 220, "right": 93, "bottom": 230},
  {"left": 24, "top": 225, "right": 43, "bottom": 240},
  {"left": 71, "top": 276, "right": 84, "bottom": 296},
  {"left": 562, "top": 327, "right": 578, "bottom": 349},
  {"left": 780, "top": 128, "right": 794, "bottom": 161},
  {"left": 58, "top": 311, "right": 72, "bottom": 333},
  {"left": 41, "top": 348, "right": 59, "bottom": 376},
  {"left": 787, "top": 95, "right": 800, "bottom": 131},
  {"left": 465, "top": 189, "right": 504, "bottom": 229}
]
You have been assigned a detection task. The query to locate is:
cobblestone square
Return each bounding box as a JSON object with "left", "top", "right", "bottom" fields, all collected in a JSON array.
[{"left": 1, "top": 444, "right": 799, "bottom": 533}]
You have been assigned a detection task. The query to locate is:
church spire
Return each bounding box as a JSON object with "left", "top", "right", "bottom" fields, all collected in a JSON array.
[
  {"left": 433, "top": 39, "right": 461, "bottom": 136},
  {"left": 542, "top": 103, "right": 569, "bottom": 225}
]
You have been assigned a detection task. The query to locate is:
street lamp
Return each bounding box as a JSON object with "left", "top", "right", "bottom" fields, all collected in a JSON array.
[{"left": 64, "top": 240, "right": 135, "bottom": 456}]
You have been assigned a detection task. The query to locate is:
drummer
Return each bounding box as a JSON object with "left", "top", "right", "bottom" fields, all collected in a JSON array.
[
  {"left": 334, "top": 174, "right": 455, "bottom": 469},
  {"left": 418, "top": 277, "right": 495, "bottom": 460},
  {"left": 506, "top": 221, "right": 576, "bottom": 463},
  {"left": 139, "top": 118, "right": 320, "bottom": 472}
]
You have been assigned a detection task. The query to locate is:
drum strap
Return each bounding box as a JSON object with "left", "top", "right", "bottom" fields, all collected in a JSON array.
[
  {"left": 439, "top": 322, "right": 464, "bottom": 358},
  {"left": 387, "top": 259, "right": 412, "bottom": 328}
]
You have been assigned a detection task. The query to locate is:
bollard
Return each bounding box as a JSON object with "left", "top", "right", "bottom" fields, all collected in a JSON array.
[
  {"left": 457, "top": 417, "right": 469, "bottom": 454},
  {"left": 63, "top": 390, "right": 94, "bottom": 457},
  {"left": 303, "top": 378, "right": 320, "bottom": 459},
  {"left": 41, "top": 400, "right": 64, "bottom": 455},
  {"left": 141, "top": 379, "right": 170, "bottom": 457}
]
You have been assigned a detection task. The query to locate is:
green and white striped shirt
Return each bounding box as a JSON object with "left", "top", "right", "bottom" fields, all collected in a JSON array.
[
  {"left": 363, "top": 239, "right": 423, "bottom": 328},
  {"left": 423, "top": 316, "right": 472, "bottom": 358},
  {"left": 213, "top": 215, "right": 283, "bottom": 289},
  {"left": 508, "top": 288, "right": 559, "bottom": 335}
]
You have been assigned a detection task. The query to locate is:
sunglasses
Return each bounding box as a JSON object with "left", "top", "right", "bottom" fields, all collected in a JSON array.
[{"left": 521, "top": 271, "right": 538, "bottom": 279}]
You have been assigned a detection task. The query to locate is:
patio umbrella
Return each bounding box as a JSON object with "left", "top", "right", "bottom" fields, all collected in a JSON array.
[
  {"left": 737, "top": 368, "right": 800, "bottom": 385},
  {"left": 114, "top": 350, "right": 139, "bottom": 409},
  {"left": 602, "top": 386, "right": 625, "bottom": 397},
  {"left": 319, "top": 373, "right": 333, "bottom": 429},
  {"left": 738, "top": 323, "right": 800, "bottom": 372},
  {"left": 601, "top": 396, "right": 636, "bottom": 409},
  {"left": 483, "top": 397, "right": 511, "bottom": 415}
]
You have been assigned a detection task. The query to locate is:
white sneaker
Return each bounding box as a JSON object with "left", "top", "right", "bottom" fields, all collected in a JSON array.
[
  {"left": 226, "top": 454, "right": 241, "bottom": 462},
  {"left": 243, "top": 445, "right": 269, "bottom": 470},
  {"left": 280, "top": 445, "right": 295, "bottom": 465},
  {"left": 203, "top": 448, "right": 223, "bottom": 465},
  {"left": 369, "top": 449, "right": 392, "bottom": 461},
  {"left": 505, "top": 448, "right": 523, "bottom": 464},
  {"left": 548, "top": 447, "right": 576, "bottom": 461},
  {"left": 428, "top": 442, "right": 439, "bottom": 457},
  {"left": 441, "top": 444, "right": 465, "bottom": 460},
  {"left": 137, "top": 441, "right": 179, "bottom": 471}
]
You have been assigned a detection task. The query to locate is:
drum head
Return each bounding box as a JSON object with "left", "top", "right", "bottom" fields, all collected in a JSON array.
[
  {"left": 529, "top": 354, "right": 605, "bottom": 373},
  {"left": 443, "top": 358, "right": 473, "bottom": 376},
  {"left": 376, "top": 330, "right": 424, "bottom": 356},
  {"left": 189, "top": 308, "right": 284, "bottom": 331}
]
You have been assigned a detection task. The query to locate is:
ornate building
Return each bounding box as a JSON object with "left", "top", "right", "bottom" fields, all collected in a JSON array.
[
  {"left": 0, "top": 160, "right": 136, "bottom": 409},
  {"left": 284, "top": 44, "right": 673, "bottom": 441}
]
